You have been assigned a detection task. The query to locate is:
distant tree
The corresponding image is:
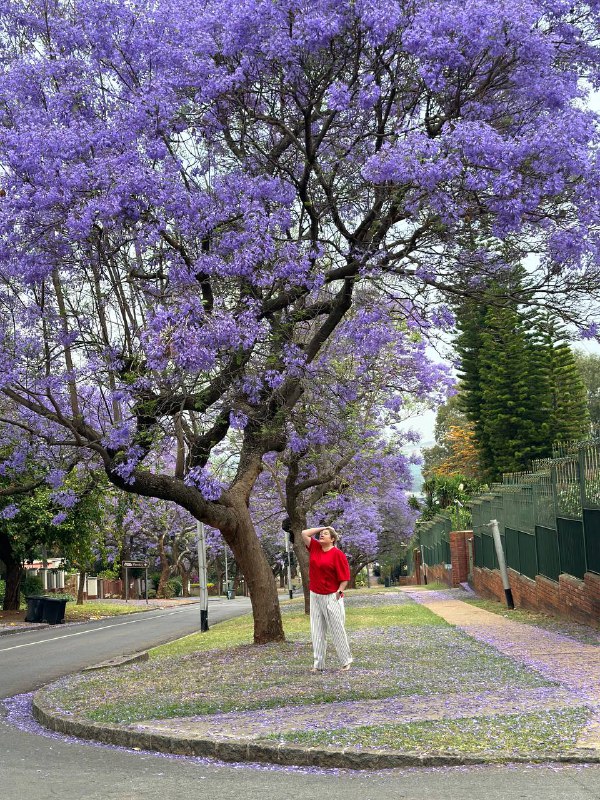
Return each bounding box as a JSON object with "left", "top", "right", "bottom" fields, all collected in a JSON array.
[{"left": 422, "top": 395, "right": 481, "bottom": 479}]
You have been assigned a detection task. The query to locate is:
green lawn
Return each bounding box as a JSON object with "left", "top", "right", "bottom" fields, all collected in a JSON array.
[
  {"left": 269, "top": 707, "right": 590, "bottom": 757},
  {"left": 39, "top": 593, "right": 554, "bottom": 726}
]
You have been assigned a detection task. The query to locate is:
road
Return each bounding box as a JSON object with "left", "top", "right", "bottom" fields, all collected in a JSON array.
[
  {"left": 0, "top": 598, "right": 252, "bottom": 698},
  {"left": 1, "top": 599, "right": 600, "bottom": 799}
]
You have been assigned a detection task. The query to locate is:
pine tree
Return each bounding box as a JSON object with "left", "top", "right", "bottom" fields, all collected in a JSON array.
[{"left": 455, "top": 291, "right": 589, "bottom": 482}]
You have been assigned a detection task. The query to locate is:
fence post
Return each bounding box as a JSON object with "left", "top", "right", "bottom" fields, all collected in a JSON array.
[
  {"left": 578, "top": 447, "right": 590, "bottom": 576},
  {"left": 551, "top": 463, "right": 563, "bottom": 576}
]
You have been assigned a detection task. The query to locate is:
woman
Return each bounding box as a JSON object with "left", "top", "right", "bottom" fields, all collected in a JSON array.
[{"left": 301, "top": 525, "right": 353, "bottom": 673}]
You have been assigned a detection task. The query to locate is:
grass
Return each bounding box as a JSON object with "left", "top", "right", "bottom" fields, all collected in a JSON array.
[
  {"left": 464, "top": 597, "right": 600, "bottom": 646},
  {"left": 153, "top": 597, "right": 445, "bottom": 659},
  {"left": 267, "top": 707, "right": 590, "bottom": 757},
  {"left": 65, "top": 602, "right": 159, "bottom": 621},
  {"left": 39, "top": 592, "right": 555, "bottom": 727}
]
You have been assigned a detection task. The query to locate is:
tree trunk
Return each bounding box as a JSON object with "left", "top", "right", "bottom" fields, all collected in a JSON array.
[
  {"left": 77, "top": 570, "right": 86, "bottom": 605},
  {"left": 156, "top": 535, "right": 171, "bottom": 598},
  {"left": 0, "top": 532, "right": 22, "bottom": 611},
  {"left": 222, "top": 504, "right": 285, "bottom": 644},
  {"left": 107, "top": 461, "right": 285, "bottom": 643},
  {"left": 288, "top": 507, "right": 309, "bottom": 614},
  {"left": 3, "top": 560, "right": 21, "bottom": 611},
  {"left": 293, "top": 536, "right": 310, "bottom": 614},
  {"left": 119, "top": 543, "right": 131, "bottom": 599}
]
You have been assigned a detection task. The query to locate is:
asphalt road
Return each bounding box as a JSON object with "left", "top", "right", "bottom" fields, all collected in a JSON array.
[
  {"left": 0, "top": 598, "right": 253, "bottom": 698},
  {"left": 1, "top": 598, "right": 600, "bottom": 799}
]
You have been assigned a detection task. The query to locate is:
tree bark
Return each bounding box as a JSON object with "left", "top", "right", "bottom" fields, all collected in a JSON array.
[
  {"left": 156, "top": 534, "right": 171, "bottom": 598},
  {"left": 221, "top": 503, "right": 285, "bottom": 644},
  {"left": 0, "top": 532, "right": 22, "bottom": 611},
  {"left": 77, "top": 570, "right": 86, "bottom": 605}
]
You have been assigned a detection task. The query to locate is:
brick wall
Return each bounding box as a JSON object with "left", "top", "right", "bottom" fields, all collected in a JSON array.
[
  {"left": 424, "top": 563, "right": 453, "bottom": 586},
  {"left": 410, "top": 532, "right": 473, "bottom": 587},
  {"left": 473, "top": 566, "right": 600, "bottom": 628}
]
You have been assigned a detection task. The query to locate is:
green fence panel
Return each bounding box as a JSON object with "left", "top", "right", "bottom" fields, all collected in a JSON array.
[
  {"left": 505, "top": 527, "right": 520, "bottom": 573},
  {"left": 532, "top": 476, "right": 556, "bottom": 529},
  {"left": 583, "top": 509, "right": 600, "bottom": 575},
  {"left": 474, "top": 533, "right": 483, "bottom": 567},
  {"left": 557, "top": 517, "right": 587, "bottom": 579},
  {"left": 581, "top": 445, "right": 600, "bottom": 509},
  {"left": 481, "top": 532, "right": 496, "bottom": 569},
  {"left": 443, "top": 538, "right": 451, "bottom": 564},
  {"left": 535, "top": 525, "right": 560, "bottom": 581},
  {"left": 554, "top": 459, "right": 582, "bottom": 519},
  {"left": 518, "top": 530, "right": 538, "bottom": 579}
]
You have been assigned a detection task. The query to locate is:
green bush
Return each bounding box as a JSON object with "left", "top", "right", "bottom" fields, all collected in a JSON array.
[
  {"left": 354, "top": 570, "right": 368, "bottom": 588},
  {"left": 98, "top": 568, "right": 120, "bottom": 580},
  {"left": 0, "top": 579, "right": 5, "bottom": 603},
  {"left": 167, "top": 577, "right": 182, "bottom": 597},
  {"left": 22, "top": 573, "right": 44, "bottom": 597}
]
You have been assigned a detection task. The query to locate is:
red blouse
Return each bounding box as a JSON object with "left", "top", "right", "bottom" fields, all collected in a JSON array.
[{"left": 307, "top": 537, "right": 350, "bottom": 595}]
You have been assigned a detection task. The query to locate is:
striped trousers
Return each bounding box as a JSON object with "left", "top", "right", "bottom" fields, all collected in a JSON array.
[{"left": 309, "top": 591, "right": 352, "bottom": 670}]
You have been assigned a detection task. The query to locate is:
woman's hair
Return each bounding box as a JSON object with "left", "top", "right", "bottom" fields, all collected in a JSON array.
[{"left": 324, "top": 526, "right": 339, "bottom": 543}]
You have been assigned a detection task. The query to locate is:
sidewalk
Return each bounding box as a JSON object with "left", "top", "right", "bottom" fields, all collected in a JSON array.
[{"left": 30, "top": 587, "right": 600, "bottom": 769}]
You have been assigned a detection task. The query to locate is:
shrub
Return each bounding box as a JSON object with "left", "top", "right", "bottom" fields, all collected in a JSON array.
[
  {"left": 167, "top": 577, "right": 182, "bottom": 597},
  {"left": 22, "top": 573, "right": 44, "bottom": 597},
  {"left": 98, "top": 568, "right": 120, "bottom": 580}
]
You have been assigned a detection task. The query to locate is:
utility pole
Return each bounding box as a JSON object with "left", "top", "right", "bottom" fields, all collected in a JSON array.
[
  {"left": 489, "top": 519, "right": 514, "bottom": 609},
  {"left": 196, "top": 521, "right": 209, "bottom": 631},
  {"left": 285, "top": 531, "right": 293, "bottom": 600}
]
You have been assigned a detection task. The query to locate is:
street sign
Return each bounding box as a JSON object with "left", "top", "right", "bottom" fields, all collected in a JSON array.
[{"left": 122, "top": 560, "right": 148, "bottom": 568}]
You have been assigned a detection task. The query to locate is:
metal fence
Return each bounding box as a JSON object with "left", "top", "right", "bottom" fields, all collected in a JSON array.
[
  {"left": 470, "top": 440, "right": 600, "bottom": 582},
  {"left": 414, "top": 515, "right": 453, "bottom": 568}
]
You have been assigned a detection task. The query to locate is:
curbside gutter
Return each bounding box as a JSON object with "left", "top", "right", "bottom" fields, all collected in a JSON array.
[{"left": 31, "top": 692, "right": 600, "bottom": 770}]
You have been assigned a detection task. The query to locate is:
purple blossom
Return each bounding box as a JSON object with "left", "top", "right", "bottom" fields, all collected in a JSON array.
[
  {"left": 1, "top": 504, "right": 19, "bottom": 520},
  {"left": 184, "top": 467, "right": 224, "bottom": 501}
]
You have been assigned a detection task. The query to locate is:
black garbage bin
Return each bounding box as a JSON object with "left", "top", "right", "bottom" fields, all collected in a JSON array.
[
  {"left": 42, "top": 597, "right": 68, "bottom": 625},
  {"left": 25, "top": 595, "right": 46, "bottom": 623},
  {"left": 226, "top": 589, "right": 235, "bottom": 600}
]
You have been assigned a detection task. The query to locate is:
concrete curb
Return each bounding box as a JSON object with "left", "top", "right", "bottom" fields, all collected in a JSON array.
[
  {"left": 0, "top": 623, "right": 51, "bottom": 636},
  {"left": 82, "top": 651, "right": 149, "bottom": 672},
  {"left": 31, "top": 693, "right": 600, "bottom": 769}
]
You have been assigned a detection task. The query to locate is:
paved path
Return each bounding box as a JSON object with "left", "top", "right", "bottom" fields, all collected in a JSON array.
[{"left": 402, "top": 588, "right": 600, "bottom": 752}]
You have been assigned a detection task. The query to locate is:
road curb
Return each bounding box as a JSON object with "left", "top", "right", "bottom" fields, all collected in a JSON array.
[
  {"left": 30, "top": 693, "right": 600, "bottom": 769},
  {"left": 0, "top": 624, "right": 51, "bottom": 636},
  {"left": 82, "top": 651, "right": 149, "bottom": 672}
]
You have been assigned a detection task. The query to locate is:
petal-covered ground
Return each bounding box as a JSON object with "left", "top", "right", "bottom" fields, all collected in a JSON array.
[{"left": 34, "top": 588, "right": 598, "bottom": 759}]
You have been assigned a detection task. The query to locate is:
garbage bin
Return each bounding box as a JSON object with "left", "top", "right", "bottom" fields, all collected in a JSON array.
[
  {"left": 42, "top": 597, "right": 68, "bottom": 625},
  {"left": 25, "top": 596, "right": 46, "bottom": 623},
  {"left": 226, "top": 589, "right": 235, "bottom": 600}
]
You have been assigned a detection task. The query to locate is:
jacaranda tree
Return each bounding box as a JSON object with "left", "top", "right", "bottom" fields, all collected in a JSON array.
[{"left": 1, "top": 0, "right": 600, "bottom": 641}]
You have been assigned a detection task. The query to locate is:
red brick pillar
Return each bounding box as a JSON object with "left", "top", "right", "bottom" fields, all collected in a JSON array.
[{"left": 449, "top": 531, "right": 472, "bottom": 587}]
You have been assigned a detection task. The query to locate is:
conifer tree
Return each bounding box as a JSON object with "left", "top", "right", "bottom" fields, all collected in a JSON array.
[{"left": 456, "top": 293, "right": 589, "bottom": 482}]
